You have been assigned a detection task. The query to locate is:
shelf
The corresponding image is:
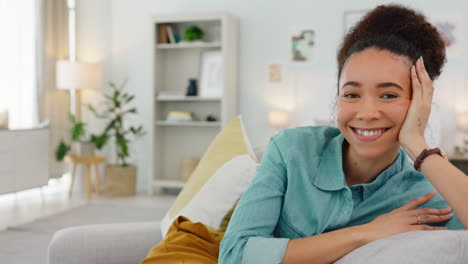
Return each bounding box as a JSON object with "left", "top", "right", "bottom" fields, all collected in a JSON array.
[
  {"left": 153, "top": 179, "right": 186, "bottom": 189},
  {"left": 155, "top": 121, "right": 221, "bottom": 127},
  {"left": 156, "top": 96, "right": 221, "bottom": 102},
  {"left": 156, "top": 42, "right": 221, "bottom": 49}
]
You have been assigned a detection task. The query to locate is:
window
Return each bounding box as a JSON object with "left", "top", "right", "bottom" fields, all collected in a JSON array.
[{"left": 0, "top": 0, "right": 38, "bottom": 129}]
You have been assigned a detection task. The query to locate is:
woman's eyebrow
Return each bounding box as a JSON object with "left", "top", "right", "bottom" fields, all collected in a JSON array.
[
  {"left": 376, "top": 82, "right": 403, "bottom": 91},
  {"left": 341, "top": 81, "right": 403, "bottom": 91}
]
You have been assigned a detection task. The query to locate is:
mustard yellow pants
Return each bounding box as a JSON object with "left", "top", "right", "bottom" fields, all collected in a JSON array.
[{"left": 140, "top": 216, "right": 225, "bottom": 264}]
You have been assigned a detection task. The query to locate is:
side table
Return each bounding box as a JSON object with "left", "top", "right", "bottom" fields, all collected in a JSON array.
[{"left": 65, "top": 154, "right": 107, "bottom": 199}]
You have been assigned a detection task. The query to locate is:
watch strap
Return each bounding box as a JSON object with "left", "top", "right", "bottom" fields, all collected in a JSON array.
[{"left": 414, "top": 147, "right": 445, "bottom": 172}]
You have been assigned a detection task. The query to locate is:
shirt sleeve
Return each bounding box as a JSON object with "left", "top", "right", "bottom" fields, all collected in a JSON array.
[{"left": 219, "top": 137, "right": 290, "bottom": 264}]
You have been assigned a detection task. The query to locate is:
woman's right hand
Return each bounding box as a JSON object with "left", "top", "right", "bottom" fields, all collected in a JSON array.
[{"left": 362, "top": 191, "right": 452, "bottom": 243}]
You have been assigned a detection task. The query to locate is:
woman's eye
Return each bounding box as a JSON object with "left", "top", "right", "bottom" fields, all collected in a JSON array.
[
  {"left": 343, "top": 93, "right": 359, "bottom": 98},
  {"left": 382, "top": 94, "right": 397, "bottom": 99}
]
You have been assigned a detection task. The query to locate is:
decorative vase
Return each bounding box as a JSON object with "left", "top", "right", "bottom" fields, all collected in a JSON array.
[
  {"left": 186, "top": 79, "right": 197, "bottom": 96},
  {"left": 72, "top": 142, "right": 95, "bottom": 157}
]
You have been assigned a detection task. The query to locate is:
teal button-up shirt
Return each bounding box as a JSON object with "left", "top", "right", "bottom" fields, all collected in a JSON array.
[{"left": 219, "top": 126, "right": 463, "bottom": 264}]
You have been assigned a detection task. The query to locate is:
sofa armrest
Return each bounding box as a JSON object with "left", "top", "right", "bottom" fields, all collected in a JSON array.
[
  {"left": 335, "top": 230, "right": 468, "bottom": 264},
  {"left": 47, "top": 221, "right": 162, "bottom": 264}
]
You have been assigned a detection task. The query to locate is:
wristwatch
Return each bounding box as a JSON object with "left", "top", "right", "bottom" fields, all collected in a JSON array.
[{"left": 414, "top": 147, "right": 448, "bottom": 172}]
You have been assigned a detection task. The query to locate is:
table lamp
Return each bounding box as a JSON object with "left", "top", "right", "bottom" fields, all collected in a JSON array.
[
  {"left": 268, "top": 111, "right": 290, "bottom": 134},
  {"left": 456, "top": 113, "right": 468, "bottom": 154},
  {"left": 56, "top": 60, "right": 101, "bottom": 118}
]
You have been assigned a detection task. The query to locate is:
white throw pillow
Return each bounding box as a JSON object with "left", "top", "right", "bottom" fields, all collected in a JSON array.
[{"left": 160, "top": 154, "right": 257, "bottom": 237}]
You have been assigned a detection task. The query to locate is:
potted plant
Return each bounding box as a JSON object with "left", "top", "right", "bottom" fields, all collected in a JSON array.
[
  {"left": 87, "top": 80, "right": 145, "bottom": 196},
  {"left": 55, "top": 114, "right": 95, "bottom": 161},
  {"left": 183, "top": 25, "right": 204, "bottom": 41}
]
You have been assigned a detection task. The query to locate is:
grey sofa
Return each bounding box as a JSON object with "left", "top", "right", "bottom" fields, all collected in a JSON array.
[{"left": 47, "top": 222, "right": 468, "bottom": 264}]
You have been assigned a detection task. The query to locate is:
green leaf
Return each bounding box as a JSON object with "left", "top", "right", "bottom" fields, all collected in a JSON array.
[
  {"left": 91, "top": 133, "right": 109, "bottom": 149},
  {"left": 104, "top": 119, "right": 116, "bottom": 133},
  {"left": 125, "top": 108, "right": 137, "bottom": 114},
  {"left": 113, "top": 90, "right": 121, "bottom": 108},
  {"left": 71, "top": 122, "right": 86, "bottom": 141},
  {"left": 55, "top": 140, "right": 70, "bottom": 161},
  {"left": 125, "top": 95, "right": 135, "bottom": 103}
]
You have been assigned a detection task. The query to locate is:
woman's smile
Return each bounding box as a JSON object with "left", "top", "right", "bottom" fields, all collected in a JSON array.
[{"left": 350, "top": 127, "right": 391, "bottom": 142}]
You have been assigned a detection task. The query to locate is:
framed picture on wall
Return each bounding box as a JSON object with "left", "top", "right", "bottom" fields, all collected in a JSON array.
[
  {"left": 343, "top": 10, "right": 368, "bottom": 36},
  {"left": 199, "top": 50, "right": 223, "bottom": 98},
  {"left": 290, "top": 28, "right": 316, "bottom": 62}
]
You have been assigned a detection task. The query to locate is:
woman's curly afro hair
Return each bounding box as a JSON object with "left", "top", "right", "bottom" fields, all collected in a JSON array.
[{"left": 337, "top": 4, "right": 446, "bottom": 83}]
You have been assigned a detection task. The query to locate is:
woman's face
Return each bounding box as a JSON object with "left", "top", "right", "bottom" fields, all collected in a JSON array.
[{"left": 337, "top": 48, "right": 412, "bottom": 159}]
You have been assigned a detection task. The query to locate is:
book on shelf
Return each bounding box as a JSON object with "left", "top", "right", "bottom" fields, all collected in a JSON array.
[
  {"left": 166, "top": 111, "right": 193, "bottom": 122},
  {"left": 157, "top": 24, "right": 168, "bottom": 44},
  {"left": 166, "top": 25, "right": 181, "bottom": 44}
]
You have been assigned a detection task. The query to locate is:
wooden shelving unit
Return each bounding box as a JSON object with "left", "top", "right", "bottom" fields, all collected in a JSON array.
[{"left": 149, "top": 13, "right": 238, "bottom": 193}]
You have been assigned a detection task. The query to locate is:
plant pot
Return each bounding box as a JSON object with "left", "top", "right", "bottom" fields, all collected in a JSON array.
[
  {"left": 104, "top": 165, "right": 136, "bottom": 196},
  {"left": 72, "top": 142, "right": 95, "bottom": 157}
]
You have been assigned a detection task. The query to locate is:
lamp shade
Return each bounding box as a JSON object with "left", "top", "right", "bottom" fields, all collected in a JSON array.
[
  {"left": 56, "top": 60, "right": 102, "bottom": 90},
  {"left": 268, "top": 111, "right": 290, "bottom": 128},
  {"left": 456, "top": 113, "right": 468, "bottom": 131}
]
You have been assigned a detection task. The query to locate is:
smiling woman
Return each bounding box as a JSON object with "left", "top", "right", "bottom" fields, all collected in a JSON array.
[{"left": 219, "top": 4, "right": 467, "bottom": 264}]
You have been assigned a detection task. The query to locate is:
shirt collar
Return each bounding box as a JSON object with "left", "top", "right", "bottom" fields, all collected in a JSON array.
[{"left": 313, "top": 131, "right": 412, "bottom": 193}]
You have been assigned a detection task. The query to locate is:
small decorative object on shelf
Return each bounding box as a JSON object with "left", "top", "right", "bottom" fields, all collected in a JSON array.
[
  {"left": 167, "top": 111, "right": 193, "bottom": 122},
  {"left": 206, "top": 115, "right": 217, "bottom": 122},
  {"left": 186, "top": 78, "right": 198, "bottom": 96},
  {"left": 454, "top": 145, "right": 464, "bottom": 156},
  {"left": 180, "top": 158, "right": 200, "bottom": 182},
  {"left": 183, "top": 25, "right": 204, "bottom": 41}
]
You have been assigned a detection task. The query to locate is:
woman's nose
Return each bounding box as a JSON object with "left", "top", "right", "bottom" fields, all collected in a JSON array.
[{"left": 355, "top": 99, "right": 381, "bottom": 120}]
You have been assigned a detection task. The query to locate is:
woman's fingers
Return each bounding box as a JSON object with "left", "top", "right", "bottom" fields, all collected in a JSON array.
[
  {"left": 399, "top": 190, "right": 436, "bottom": 210},
  {"left": 414, "top": 213, "right": 453, "bottom": 225},
  {"left": 411, "top": 64, "right": 422, "bottom": 99},
  {"left": 417, "top": 57, "right": 434, "bottom": 101},
  {"left": 410, "top": 207, "right": 452, "bottom": 216}
]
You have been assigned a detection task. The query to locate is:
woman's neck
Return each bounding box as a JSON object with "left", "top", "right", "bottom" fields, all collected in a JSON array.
[{"left": 342, "top": 141, "right": 400, "bottom": 186}]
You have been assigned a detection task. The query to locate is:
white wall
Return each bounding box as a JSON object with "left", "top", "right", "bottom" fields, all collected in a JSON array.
[{"left": 76, "top": 0, "right": 468, "bottom": 192}]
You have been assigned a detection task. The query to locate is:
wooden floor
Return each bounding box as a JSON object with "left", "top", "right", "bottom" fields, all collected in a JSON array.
[{"left": 0, "top": 174, "right": 176, "bottom": 231}]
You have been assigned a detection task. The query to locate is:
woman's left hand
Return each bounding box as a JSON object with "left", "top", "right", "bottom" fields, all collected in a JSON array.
[{"left": 399, "top": 57, "right": 432, "bottom": 160}]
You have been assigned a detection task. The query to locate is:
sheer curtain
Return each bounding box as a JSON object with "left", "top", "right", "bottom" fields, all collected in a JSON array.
[
  {"left": 39, "top": 0, "right": 69, "bottom": 178},
  {"left": 0, "top": 0, "right": 38, "bottom": 129}
]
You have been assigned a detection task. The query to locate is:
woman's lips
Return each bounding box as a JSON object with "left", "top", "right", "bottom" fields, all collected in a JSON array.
[{"left": 350, "top": 127, "right": 390, "bottom": 142}]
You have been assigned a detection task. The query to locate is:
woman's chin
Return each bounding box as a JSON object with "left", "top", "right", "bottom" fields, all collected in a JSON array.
[{"left": 350, "top": 143, "right": 401, "bottom": 161}]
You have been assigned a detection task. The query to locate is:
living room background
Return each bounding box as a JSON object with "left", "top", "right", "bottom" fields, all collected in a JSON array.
[{"left": 74, "top": 0, "right": 468, "bottom": 192}]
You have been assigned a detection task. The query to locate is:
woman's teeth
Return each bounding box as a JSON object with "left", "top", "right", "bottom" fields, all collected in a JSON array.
[{"left": 355, "top": 128, "right": 385, "bottom": 136}]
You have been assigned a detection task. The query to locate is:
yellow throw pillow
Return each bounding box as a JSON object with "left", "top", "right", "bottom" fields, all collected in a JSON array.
[{"left": 160, "top": 116, "right": 257, "bottom": 237}]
